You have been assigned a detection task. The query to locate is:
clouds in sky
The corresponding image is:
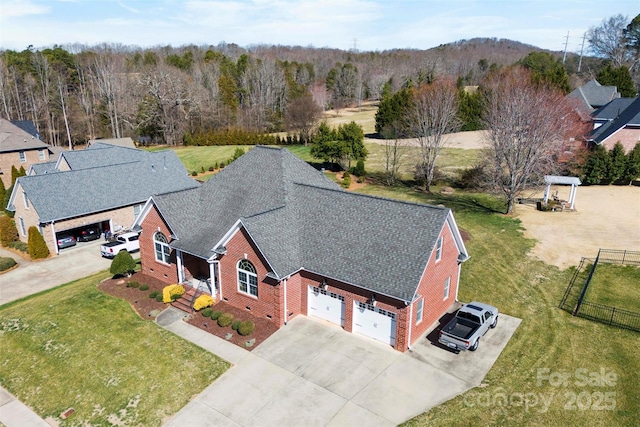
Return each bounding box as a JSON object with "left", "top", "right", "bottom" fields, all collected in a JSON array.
[{"left": 0, "top": 0, "right": 638, "bottom": 52}]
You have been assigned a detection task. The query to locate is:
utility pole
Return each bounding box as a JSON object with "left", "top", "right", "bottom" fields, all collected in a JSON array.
[
  {"left": 562, "top": 31, "right": 570, "bottom": 64},
  {"left": 578, "top": 33, "right": 586, "bottom": 72}
]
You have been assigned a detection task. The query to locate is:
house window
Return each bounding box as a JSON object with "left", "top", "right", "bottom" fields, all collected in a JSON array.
[
  {"left": 154, "top": 232, "right": 171, "bottom": 264},
  {"left": 23, "top": 191, "right": 29, "bottom": 209},
  {"left": 133, "top": 203, "right": 144, "bottom": 218},
  {"left": 19, "top": 217, "right": 26, "bottom": 236},
  {"left": 38, "top": 150, "right": 46, "bottom": 160},
  {"left": 19, "top": 151, "right": 26, "bottom": 163},
  {"left": 444, "top": 277, "right": 450, "bottom": 300},
  {"left": 416, "top": 298, "right": 424, "bottom": 324},
  {"left": 435, "top": 236, "right": 443, "bottom": 262},
  {"left": 237, "top": 259, "right": 258, "bottom": 297}
]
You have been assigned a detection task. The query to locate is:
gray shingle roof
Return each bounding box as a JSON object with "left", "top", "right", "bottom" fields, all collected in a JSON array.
[
  {"left": 0, "top": 119, "right": 49, "bottom": 153},
  {"left": 15, "top": 150, "right": 198, "bottom": 223},
  {"left": 567, "top": 79, "right": 620, "bottom": 112},
  {"left": 151, "top": 146, "right": 462, "bottom": 302},
  {"left": 589, "top": 97, "right": 640, "bottom": 144},
  {"left": 59, "top": 143, "right": 148, "bottom": 170},
  {"left": 29, "top": 161, "right": 58, "bottom": 175}
]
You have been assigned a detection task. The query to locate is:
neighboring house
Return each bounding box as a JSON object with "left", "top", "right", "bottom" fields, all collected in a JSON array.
[
  {"left": 10, "top": 120, "right": 40, "bottom": 140},
  {"left": 588, "top": 97, "right": 640, "bottom": 152},
  {"left": 567, "top": 79, "right": 621, "bottom": 116},
  {"left": 87, "top": 137, "right": 136, "bottom": 149},
  {"left": 0, "top": 118, "right": 53, "bottom": 188},
  {"left": 133, "top": 146, "right": 470, "bottom": 351},
  {"left": 8, "top": 143, "right": 198, "bottom": 255}
]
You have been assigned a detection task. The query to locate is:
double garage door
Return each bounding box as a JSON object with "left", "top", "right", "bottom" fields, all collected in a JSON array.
[{"left": 307, "top": 286, "right": 396, "bottom": 346}]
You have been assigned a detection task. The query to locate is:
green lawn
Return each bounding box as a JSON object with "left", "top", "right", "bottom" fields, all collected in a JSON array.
[
  {"left": 353, "top": 185, "right": 639, "bottom": 427},
  {"left": 585, "top": 264, "right": 640, "bottom": 312},
  {"left": 0, "top": 272, "right": 230, "bottom": 426},
  {"left": 147, "top": 145, "right": 256, "bottom": 174}
]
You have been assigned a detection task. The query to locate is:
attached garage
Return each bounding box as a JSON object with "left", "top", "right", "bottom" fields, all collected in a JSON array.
[
  {"left": 353, "top": 301, "right": 397, "bottom": 346},
  {"left": 307, "top": 286, "right": 345, "bottom": 326}
]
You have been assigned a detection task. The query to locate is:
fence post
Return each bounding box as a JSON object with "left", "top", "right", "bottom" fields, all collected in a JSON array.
[{"left": 574, "top": 254, "right": 599, "bottom": 316}]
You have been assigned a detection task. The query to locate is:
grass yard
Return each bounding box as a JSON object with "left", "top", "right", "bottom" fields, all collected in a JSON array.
[
  {"left": 585, "top": 264, "right": 640, "bottom": 312},
  {"left": 147, "top": 144, "right": 256, "bottom": 175},
  {"left": 0, "top": 272, "right": 230, "bottom": 426}
]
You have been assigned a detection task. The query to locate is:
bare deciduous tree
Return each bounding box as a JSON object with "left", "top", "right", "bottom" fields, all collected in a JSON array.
[
  {"left": 409, "top": 77, "right": 461, "bottom": 192},
  {"left": 284, "top": 93, "right": 322, "bottom": 144},
  {"left": 483, "top": 67, "right": 587, "bottom": 214},
  {"left": 587, "top": 14, "right": 630, "bottom": 68}
]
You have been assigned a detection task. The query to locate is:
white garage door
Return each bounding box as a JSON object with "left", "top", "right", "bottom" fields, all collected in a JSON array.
[
  {"left": 353, "top": 301, "right": 396, "bottom": 346},
  {"left": 308, "top": 286, "right": 345, "bottom": 326}
]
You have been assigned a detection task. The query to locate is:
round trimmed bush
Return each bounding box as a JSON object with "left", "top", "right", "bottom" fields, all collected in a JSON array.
[
  {"left": 210, "top": 311, "right": 222, "bottom": 320},
  {"left": 217, "top": 312, "right": 234, "bottom": 327},
  {"left": 232, "top": 320, "right": 241, "bottom": 331},
  {"left": 201, "top": 308, "right": 213, "bottom": 318},
  {"left": 238, "top": 320, "right": 255, "bottom": 336},
  {"left": 126, "top": 281, "right": 139, "bottom": 288},
  {"left": 0, "top": 257, "right": 17, "bottom": 272},
  {"left": 149, "top": 290, "right": 160, "bottom": 298},
  {"left": 139, "top": 284, "right": 149, "bottom": 291},
  {"left": 155, "top": 294, "right": 163, "bottom": 302}
]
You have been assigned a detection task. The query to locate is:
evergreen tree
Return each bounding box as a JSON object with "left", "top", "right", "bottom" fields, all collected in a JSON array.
[
  {"left": 458, "top": 88, "right": 484, "bottom": 131},
  {"left": 27, "top": 226, "right": 50, "bottom": 259},
  {"left": 623, "top": 142, "right": 640, "bottom": 183},
  {"left": 10, "top": 166, "right": 19, "bottom": 186},
  {"left": 110, "top": 250, "right": 137, "bottom": 277},
  {"left": 0, "top": 216, "right": 19, "bottom": 246},
  {"left": 607, "top": 142, "right": 627, "bottom": 182},
  {"left": 374, "top": 86, "right": 413, "bottom": 137},
  {"left": 582, "top": 145, "right": 611, "bottom": 184},
  {"left": 518, "top": 51, "right": 571, "bottom": 94},
  {"left": 597, "top": 64, "right": 637, "bottom": 97},
  {"left": 0, "top": 179, "right": 6, "bottom": 211}
]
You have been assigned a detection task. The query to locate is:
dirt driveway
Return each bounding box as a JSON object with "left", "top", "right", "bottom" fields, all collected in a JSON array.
[{"left": 514, "top": 185, "right": 640, "bottom": 270}]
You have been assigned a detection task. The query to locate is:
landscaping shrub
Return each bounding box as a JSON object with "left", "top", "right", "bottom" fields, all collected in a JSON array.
[
  {"left": 0, "top": 216, "right": 18, "bottom": 246},
  {"left": 201, "top": 307, "right": 213, "bottom": 317},
  {"left": 126, "top": 281, "right": 140, "bottom": 288},
  {"left": 110, "top": 251, "right": 136, "bottom": 277},
  {"left": 232, "top": 320, "right": 241, "bottom": 331},
  {"left": 193, "top": 294, "right": 215, "bottom": 311},
  {"left": 238, "top": 320, "right": 255, "bottom": 336},
  {"left": 208, "top": 166, "right": 214, "bottom": 172},
  {"left": 341, "top": 171, "right": 351, "bottom": 188},
  {"left": 200, "top": 165, "right": 205, "bottom": 174},
  {"left": 7, "top": 241, "right": 28, "bottom": 253},
  {"left": 149, "top": 291, "right": 160, "bottom": 299},
  {"left": 211, "top": 311, "right": 222, "bottom": 320},
  {"left": 0, "top": 257, "right": 17, "bottom": 272},
  {"left": 191, "top": 170, "right": 198, "bottom": 176},
  {"left": 27, "top": 226, "right": 49, "bottom": 259},
  {"left": 217, "top": 312, "right": 234, "bottom": 327},
  {"left": 155, "top": 294, "right": 163, "bottom": 302},
  {"left": 162, "top": 284, "right": 185, "bottom": 303},
  {"left": 139, "top": 284, "right": 149, "bottom": 291},
  {"left": 219, "top": 161, "right": 226, "bottom": 169}
]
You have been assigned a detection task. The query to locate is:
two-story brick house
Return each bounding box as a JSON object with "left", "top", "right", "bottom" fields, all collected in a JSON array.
[
  {"left": 134, "top": 146, "right": 469, "bottom": 351},
  {"left": 0, "top": 119, "right": 53, "bottom": 188}
]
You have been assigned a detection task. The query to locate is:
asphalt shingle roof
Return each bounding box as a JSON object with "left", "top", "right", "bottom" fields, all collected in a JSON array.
[
  {"left": 589, "top": 97, "right": 640, "bottom": 144},
  {"left": 60, "top": 143, "right": 149, "bottom": 170},
  {"left": 0, "top": 119, "right": 49, "bottom": 153},
  {"left": 16, "top": 150, "right": 198, "bottom": 223},
  {"left": 567, "top": 79, "right": 620, "bottom": 112},
  {"left": 152, "top": 146, "right": 460, "bottom": 302}
]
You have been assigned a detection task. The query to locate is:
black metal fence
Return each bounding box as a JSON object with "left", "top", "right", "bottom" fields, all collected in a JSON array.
[{"left": 560, "top": 249, "right": 640, "bottom": 333}]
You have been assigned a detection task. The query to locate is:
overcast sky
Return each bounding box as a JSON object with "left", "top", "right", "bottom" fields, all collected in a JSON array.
[{"left": 1, "top": 0, "right": 638, "bottom": 53}]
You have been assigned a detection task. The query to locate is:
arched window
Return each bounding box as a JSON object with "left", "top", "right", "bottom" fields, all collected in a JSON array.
[
  {"left": 237, "top": 259, "right": 258, "bottom": 297},
  {"left": 154, "top": 232, "right": 171, "bottom": 264}
]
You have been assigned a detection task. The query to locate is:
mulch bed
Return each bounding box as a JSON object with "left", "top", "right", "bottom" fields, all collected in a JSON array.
[{"left": 97, "top": 272, "right": 279, "bottom": 351}]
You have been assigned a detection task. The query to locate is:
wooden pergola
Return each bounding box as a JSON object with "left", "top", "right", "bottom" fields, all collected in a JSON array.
[{"left": 542, "top": 175, "right": 581, "bottom": 210}]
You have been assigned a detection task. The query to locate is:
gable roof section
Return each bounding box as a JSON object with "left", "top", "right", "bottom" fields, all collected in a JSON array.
[
  {"left": 10, "top": 120, "right": 40, "bottom": 139},
  {"left": 589, "top": 97, "right": 640, "bottom": 144},
  {"left": 87, "top": 137, "right": 136, "bottom": 149},
  {"left": 144, "top": 146, "right": 466, "bottom": 303},
  {"left": 0, "top": 119, "right": 49, "bottom": 153},
  {"left": 567, "top": 80, "right": 620, "bottom": 112},
  {"left": 29, "top": 161, "right": 58, "bottom": 175},
  {"left": 14, "top": 150, "right": 198, "bottom": 223},
  {"left": 58, "top": 143, "right": 148, "bottom": 170}
]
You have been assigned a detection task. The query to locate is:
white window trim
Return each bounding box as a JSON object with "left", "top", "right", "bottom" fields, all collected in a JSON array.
[
  {"left": 38, "top": 149, "right": 46, "bottom": 160},
  {"left": 153, "top": 232, "right": 171, "bottom": 264},
  {"left": 18, "top": 217, "right": 26, "bottom": 236},
  {"left": 23, "top": 191, "right": 29, "bottom": 209},
  {"left": 416, "top": 298, "right": 424, "bottom": 324},
  {"left": 19, "top": 151, "right": 26, "bottom": 163},
  {"left": 237, "top": 259, "right": 258, "bottom": 298},
  {"left": 443, "top": 277, "right": 450, "bottom": 300},
  {"left": 435, "top": 236, "right": 443, "bottom": 262}
]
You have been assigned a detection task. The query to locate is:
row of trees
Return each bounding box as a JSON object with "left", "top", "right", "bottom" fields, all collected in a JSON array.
[{"left": 582, "top": 142, "right": 640, "bottom": 185}]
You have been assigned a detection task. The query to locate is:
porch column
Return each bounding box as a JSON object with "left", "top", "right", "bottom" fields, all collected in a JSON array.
[
  {"left": 569, "top": 185, "right": 577, "bottom": 210},
  {"left": 543, "top": 183, "right": 551, "bottom": 205},
  {"left": 176, "top": 250, "right": 185, "bottom": 283},
  {"left": 208, "top": 260, "right": 216, "bottom": 297}
]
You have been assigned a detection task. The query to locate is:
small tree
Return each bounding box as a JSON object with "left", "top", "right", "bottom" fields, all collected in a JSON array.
[
  {"left": 582, "top": 145, "right": 611, "bottom": 184},
  {"left": 0, "top": 216, "right": 19, "bottom": 246},
  {"left": 110, "top": 250, "right": 137, "bottom": 277},
  {"left": 623, "top": 142, "right": 640, "bottom": 183},
  {"left": 607, "top": 142, "right": 627, "bottom": 182},
  {"left": 0, "top": 179, "right": 6, "bottom": 210},
  {"left": 27, "top": 226, "right": 50, "bottom": 259}
]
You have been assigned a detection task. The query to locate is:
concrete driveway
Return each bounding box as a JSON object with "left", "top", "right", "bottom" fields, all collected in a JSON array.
[
  {"left": 0, "top": 239, "right": 112, "bottom": 306},
  {"left": 166, "top": 311, "right": 521, "bottom": 427}
]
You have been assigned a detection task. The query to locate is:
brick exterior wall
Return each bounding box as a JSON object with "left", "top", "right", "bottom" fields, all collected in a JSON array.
[
  {"left": 0, "top": 148, "right": 50, "bottom": 188},
  {"left": 139, "top": 206, "right": 178, "bottom": 284},
  {"left": 12, "top": 182, "right": 136, "bottom": 254},
  {"left": 601, "top": 128, "right": 640, "bottom": 153}
]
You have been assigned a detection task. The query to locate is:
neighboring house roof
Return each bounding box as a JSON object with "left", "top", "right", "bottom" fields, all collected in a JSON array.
[
  {"left": 58, "top": 143, "right": 151, "bottom": 170},
  {"left": 10, "top": 120, "right": 40, "bottom": 140},
  {"left": 87, "top": 137, "right": 136, "bottom": 149},
  {"left": 11, "top": 150, "right": 198, "bottom": 223},
  {"left": 0, "top": 118, "right": 49, "bottom": 153},
  {"left": 589, "top": 97, "right": 640, "bottom": 145},
  {"left": 567, "top": 79, "right": 621, "bottom": 112},
  {"left": 591, "top": 98, "right": 636, "bottom": 121},
  {"left": 29, "top": 161, "right": 58, "bottom": 175},
  {"left": 143, "top": 146, "right": 468, "bottom": 303}
]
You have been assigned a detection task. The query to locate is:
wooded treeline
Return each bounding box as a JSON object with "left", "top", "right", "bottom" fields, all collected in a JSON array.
[{"left": 0, "top": 37, "right": 598, "bottom": 147}]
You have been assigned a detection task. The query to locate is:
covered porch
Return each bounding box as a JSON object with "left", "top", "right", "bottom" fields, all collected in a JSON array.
[{"left": 175, "top": 250, "right": 219, "bottom": 297}]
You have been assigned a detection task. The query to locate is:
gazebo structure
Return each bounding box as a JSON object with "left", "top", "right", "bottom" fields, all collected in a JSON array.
[{"left": 542, "top": 175, "right": 581, "bottom": 210}]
